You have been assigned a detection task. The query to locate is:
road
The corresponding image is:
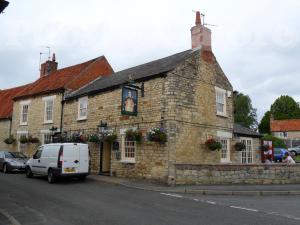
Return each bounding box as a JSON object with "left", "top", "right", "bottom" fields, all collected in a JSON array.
[{"left": 0, "top": 173, "right": 299, "bottom": 225}]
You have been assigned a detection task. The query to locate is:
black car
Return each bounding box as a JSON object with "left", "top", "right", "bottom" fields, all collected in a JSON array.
[{"left": 0, "top": 151, "right": 28, "bottom": 173}]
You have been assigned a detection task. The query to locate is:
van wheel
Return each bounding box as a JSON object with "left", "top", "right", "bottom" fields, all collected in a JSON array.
[
  {"left": 25, "top": 167, "right": 33, "bottom": 178},
  {"left": 47, "top": 170, "right": 56, "bottom": 184},
  {"left": 3, "top": 164, "right": 9, "bottom": 173},
  {"left": 79, "top": 175, "right": 87, "bottom": 181}
]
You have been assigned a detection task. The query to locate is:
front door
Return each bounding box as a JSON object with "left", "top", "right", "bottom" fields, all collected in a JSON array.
[
  {"left": 241, "top": 138, "right": 253, "bottom": 164},
  {"left": 100, "top": 142, "right": 111, "bottom": 175}
]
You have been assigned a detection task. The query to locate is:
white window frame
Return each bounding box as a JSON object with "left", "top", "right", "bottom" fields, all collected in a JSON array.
[
  {"left": 240, "top": 138, "right": 253, "bottom": 164},
  {"left": 17, "top": 130, "right": 28, "bottom": 152},
  {"left": 220, "top": 138, "right": 230, "bottom": 163},
  {"left": 43, "top": 96, "right": 56, "bottom": 124},
  {"left": 120, "top": 128, "right": 136, "bottom": 163},
  {"left": 20, "top": 100, "right": 30, "bottom": 125},
  {"left": 215, "top": 87, "right": 227, "bottom": 117},
  {"left": 78, "top": 96, "right": 88, "bottom": 120}
]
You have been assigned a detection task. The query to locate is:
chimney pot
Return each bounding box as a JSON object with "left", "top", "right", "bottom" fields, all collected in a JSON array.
[{"left": 195, "top": 11, "right": 201, "bottom": 25}]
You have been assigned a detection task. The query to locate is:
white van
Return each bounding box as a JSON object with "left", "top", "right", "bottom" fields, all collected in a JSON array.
[{"left": 26, "top": 143, "right": 90, "bottom": 183}]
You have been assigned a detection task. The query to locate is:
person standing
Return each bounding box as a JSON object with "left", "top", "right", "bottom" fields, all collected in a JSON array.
[{"left": 284, "top": 152, "right": 296, "bottom": 164}]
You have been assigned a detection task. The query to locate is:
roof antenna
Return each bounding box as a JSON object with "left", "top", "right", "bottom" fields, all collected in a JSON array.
[
  {"left": 39, "top": 46, "right": 51, "bottom": 72},
  {"left": 192, "top": 10, "right": 217, "bottom": 27}
]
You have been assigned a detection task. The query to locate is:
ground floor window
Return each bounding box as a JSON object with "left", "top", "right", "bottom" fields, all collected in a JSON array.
[
  {"left": 121, "top": 136, "right": 136, "bottom": 163},
  {"left": 241, "top": 138, "right": 253, "bottom": 164},
  {"left": 220, "top": 138, "right": 230, "bottom": 163},
  {"left": 18, "top": 133, "right": 28, "bottom": 152},
  {"left": 43, "top": 133, "right": 52, "bottom": 144}
]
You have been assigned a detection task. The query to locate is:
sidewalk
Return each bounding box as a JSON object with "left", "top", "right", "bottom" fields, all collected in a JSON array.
[{"left": 89, "top": 175, "right": 300, "bottom": 196}]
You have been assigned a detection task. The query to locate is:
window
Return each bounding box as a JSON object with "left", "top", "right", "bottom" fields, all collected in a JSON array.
[
  {"left": 78, "top": 97, "right": 88, "bottom": 120},
  {"left": 42, "top": 96, "right": 55, "bottom": 123},
  {"left": 279, "top": 132, "right": 287, "bottom": 138},
  {"left": 220, "top": 139, "right": 230, "bottom": 163},
  {"left": 121, "top": 136, "right": 136, "bottom": 163},
  {"left": 43, "top": 133, "right": 52, "bottom": 144},
  {"left": 20, "top": 104, "right": 29, "bottom": 125},
  {"left": 44, "top": 99, "right": 54, "bottom": 123},
  {"left": 215, "top": 87, "right": 226, "bottom": 116},
  {"left": 241, "top": 138, "right": 253, "bottom": 164}
]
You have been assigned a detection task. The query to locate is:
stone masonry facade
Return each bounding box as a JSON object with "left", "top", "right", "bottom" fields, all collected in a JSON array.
[
  {"left": 11, "top": 92, "right": 63, "bottom": 156},
  {"left": 63, "top": 49, "right": 235, "bottom": 183}
]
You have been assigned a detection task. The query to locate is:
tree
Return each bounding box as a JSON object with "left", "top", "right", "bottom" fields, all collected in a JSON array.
[
  {"left": 271, "top": 95, "right": 300, "bottom": 120},
  {"left": 258, "top": 111, "right": 271, "bottom": 134},
  {"left": 233, "top": 91, "right": 257, "bottom": 129}
]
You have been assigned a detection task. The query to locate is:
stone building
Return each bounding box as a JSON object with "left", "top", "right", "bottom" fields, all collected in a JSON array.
[
  {"left": 61, "top": 12, "right": 258, "bottom": 183},
  {"left": 10, "top": 54, "right": 113, "bottom": 156},
  {"left": 0, "top": 84, "right": 30, "bottom": 150}
]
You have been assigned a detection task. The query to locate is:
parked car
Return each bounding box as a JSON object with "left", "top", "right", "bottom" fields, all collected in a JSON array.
[
  {"left": 0, "top": 151, "right": 28, "bottom": 173},
  {"left": 25, "top": 143, "right": 90, "bottom": 183},
  {"left": 288, "top": 146, "right": 300, "bottom": 156},
  {"left": 274, "top": 148, "right": 289, "bottom": 162}
]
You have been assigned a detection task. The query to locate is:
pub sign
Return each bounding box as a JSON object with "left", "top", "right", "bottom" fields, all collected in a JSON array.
[{"left": 121, "top": 87, "right": 138, "bottom": 116}]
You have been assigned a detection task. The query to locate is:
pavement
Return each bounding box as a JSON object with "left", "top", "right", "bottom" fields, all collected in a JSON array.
[{"left": 89, "top": 175, "right": 300, "bottom": 196}]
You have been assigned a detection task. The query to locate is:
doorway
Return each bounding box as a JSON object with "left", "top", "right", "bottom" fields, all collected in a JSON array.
[{"left": 99, "top": 141, "right": 111, "bottom": 175}]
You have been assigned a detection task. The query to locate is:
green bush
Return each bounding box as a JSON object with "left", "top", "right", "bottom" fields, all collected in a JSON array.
[{"left": 262, "top": 134, "right": 286, "bottom": 148}]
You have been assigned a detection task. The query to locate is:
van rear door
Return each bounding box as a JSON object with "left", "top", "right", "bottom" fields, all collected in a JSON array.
[
  {"left": 78, "top": 144, "right": 89, "bottom": 173},
  {"left": 61, "top": 144, "right": 80, "bottom": 174}
]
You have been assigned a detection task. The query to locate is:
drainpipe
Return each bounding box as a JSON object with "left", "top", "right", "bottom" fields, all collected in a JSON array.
[{"left": 60, "top": 91, "right": 65, "bottom": 134}]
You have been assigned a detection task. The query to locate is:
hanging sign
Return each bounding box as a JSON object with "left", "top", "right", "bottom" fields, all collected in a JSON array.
[{"left": 121, "top": 87, "right": 138, "bottom": 116}]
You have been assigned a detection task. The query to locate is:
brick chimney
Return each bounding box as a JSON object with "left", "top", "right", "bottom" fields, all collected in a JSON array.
[
  {"left": 40, "top": 53, "right": 58, "bottom": 77},
  {"left": 191, "top": 11, "right": 212, "bottom": 50}
]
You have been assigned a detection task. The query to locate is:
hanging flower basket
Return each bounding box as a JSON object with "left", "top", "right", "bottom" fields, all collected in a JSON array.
[
  {"left": 104, "top": 133, "right": 118, "bottom": 143},
  {"left": 28, "top": 136, "right": 40, "bottom": 144},
  {"left": 235, "top": 142, "right": 246, "bottom": 151},
  {"left": 125, "top": 129, "right": 143, "bottom": 143},
  {"left": 88, "top": 134, "right": 100, "bottom": 143},
  {"left": 147, "top": 127, "right": 167, "bottom": 143},
  {"left": 205, "top": 138, "right": 222, "bottom": 151},
  {"left": 19, "top": 136, "right": 29, "bottom": 144},
  {"left": 4, "top": 135, "right": 16, "bottom": 145}
]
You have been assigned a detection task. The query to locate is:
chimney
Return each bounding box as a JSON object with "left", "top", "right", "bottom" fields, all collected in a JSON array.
[
  {"left": 191, "top": 11, "right": 212, "bottom": 50},
  {"left": 40, "top": 53, "right": 58, "bottom": 77}
]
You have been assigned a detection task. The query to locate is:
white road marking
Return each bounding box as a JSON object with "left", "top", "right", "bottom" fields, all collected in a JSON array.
[
  {"left": 206, "top": 201, "right": 216, "bottom": 205},
  {"left": 267, "top": 212, "right": 300, "bottom": 221},
  {"left": 0, "top": 208, "right": 22, "bottom": 225},
  {"left": 230, "top": 206, "right": 258, "bottom": 212},
  {"left": 160, "top": 193, "right": 183, "bottom": 198},
  {"left": 193, "top": 198, "right": 199, "bottom": 201}
]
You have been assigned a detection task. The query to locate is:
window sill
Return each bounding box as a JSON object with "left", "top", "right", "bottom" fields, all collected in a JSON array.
[
  {"left": 43, "top": 121, "right": 53, "bottom": 124},
  {"left": 120, "top": 160, "right": 136, "bottom": 164},
  {"left": 77, "top": 118, "right": 87, "bottom": 122},
  {"left": 20, "top": 123, "right": 28, "bottom": 126},
  {"left": 216, "top": 113, "right": 228, "bottom": 118}
]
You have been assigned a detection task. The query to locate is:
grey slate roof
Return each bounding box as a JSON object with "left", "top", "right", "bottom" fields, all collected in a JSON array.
[
  {"left": 233, "top": 123, "right": 262, "bottom": 138},
  {"left": 66, "top": 49, "right": 198, "bottom": 100}
]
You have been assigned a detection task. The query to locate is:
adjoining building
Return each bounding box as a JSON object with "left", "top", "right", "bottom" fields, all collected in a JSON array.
[
  {"left": 10, "top": 54, "right": 113, "bottom": 156},
  {"left": 270, "top": 118, "right": 300, "bottom": 147}
]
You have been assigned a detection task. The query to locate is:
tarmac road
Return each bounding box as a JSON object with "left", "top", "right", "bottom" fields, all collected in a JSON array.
[{"left": 0, "top": 173, "right": 299, "bottom": 225}]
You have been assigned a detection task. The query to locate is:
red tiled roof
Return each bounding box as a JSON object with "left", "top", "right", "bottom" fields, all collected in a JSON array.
[
  {"left": 14, "top": 56, "right": 113, "bottom": 100},
  {"left": 270, "top": 119, "right": 300, "bottom": 132},
  {"left": 0, "top": 84, "right": 31, "bottom": 119}
]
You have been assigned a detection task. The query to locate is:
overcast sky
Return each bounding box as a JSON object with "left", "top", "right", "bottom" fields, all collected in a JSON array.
[{"left": 0, "top": 0, "right": 299, "bottom": 120}]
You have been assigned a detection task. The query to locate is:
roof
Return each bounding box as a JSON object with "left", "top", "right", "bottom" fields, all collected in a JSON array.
[
  {"left": 270, "top": 119, "right": 300, "bottom": 132},
  {"left": 0, "top": 84, "right": 31, "bottom": 119},
  {"left": 14, "top": 56, "right": 113, "bottom": 100},
  {"left": 66, "top": 49, "right": 199, "bottom": 99},
  {"left": 233, "top": 123, "right": 262, "bottom": 138}
]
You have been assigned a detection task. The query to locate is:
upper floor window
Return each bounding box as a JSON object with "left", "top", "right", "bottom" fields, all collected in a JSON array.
[
  {"left": 215, "top": 87, "right": 227, "bottom": 116},
  {"left": 20, "top": 102, "right": 30, "bottom": 125},
  {"left": 44, "top": 99, "right": 54, "bottom": 123},
  {"left": 78, "top": 97, "right": 88, "bottom": 120}
]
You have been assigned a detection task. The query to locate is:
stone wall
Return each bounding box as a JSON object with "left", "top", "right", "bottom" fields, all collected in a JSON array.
[
  {"left": 0, "top": 119, "right": 13, "bottom": 150},
  {"left": 11, "top": 93, "right": 63, "bottom": 155},
  {"left": 63, "top": 77, "right": 170, "bottom": 182},
  {"left": 175, "top": 164, "right": 300, "bottom": 185}
]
